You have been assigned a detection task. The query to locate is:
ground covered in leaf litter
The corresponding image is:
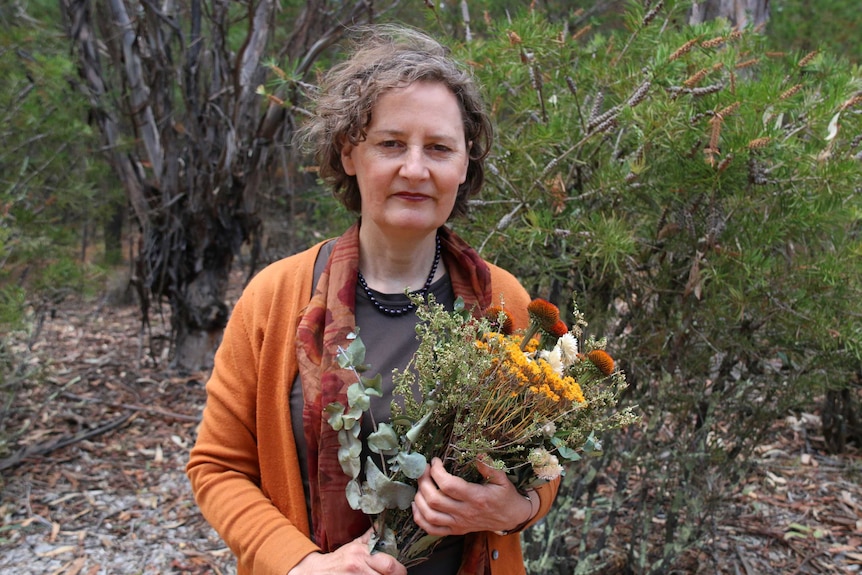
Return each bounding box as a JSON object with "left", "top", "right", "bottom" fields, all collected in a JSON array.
[{"left": 0, "top": 280, "right": 860, "bottom": 575}]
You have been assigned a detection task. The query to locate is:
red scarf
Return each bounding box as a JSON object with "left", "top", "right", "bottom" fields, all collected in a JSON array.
[{"left": 295, "top": 222, "right": 493, "bottom": 569}]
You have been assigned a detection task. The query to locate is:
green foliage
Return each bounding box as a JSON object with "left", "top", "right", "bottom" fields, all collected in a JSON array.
[
  {"left": 1, "top": 4, "right": 118, "bottom": 456},
  {"left": 769, "top": 0, "right": 862, "bottom": 64},
  {"left": 439, "top": 3, "right": 862, "bottom": 572},
  {"left": 0, "top": 3, "right": 121, "bottom": 330}
]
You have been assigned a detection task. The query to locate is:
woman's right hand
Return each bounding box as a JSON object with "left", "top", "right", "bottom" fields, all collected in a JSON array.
[{"left": 287, "top": 529, "right": 407, "bottom": 575}]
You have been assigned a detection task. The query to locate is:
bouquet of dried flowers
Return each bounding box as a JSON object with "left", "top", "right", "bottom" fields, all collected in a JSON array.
[{"left": 326, "top": 295, "right": 636, "bottom": 566}]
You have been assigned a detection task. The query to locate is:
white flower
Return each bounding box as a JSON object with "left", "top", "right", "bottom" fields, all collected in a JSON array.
[
  {"left": 557, "top": 333, "right": 579, "bottom": 367},
  {"left": 528, "top": 448, "right": 564, "bottom": 481},
  {"left": 540, "top": 347, "right": 564, "bottom": 376}
]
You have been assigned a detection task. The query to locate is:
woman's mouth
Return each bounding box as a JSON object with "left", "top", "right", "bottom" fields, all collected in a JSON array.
[{"left": 394, "top": 192, "right": 429, "bottom": 201}]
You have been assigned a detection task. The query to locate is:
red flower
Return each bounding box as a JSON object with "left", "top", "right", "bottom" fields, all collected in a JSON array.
[{"left": 548, "top": 319, "right": 569, "bottom": 338}]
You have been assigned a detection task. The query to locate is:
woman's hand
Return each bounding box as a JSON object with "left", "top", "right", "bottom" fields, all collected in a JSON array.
[
  {"left": 287, "top": 529, "right": 407, "bottom": 575},
  {"left": 411, "top": 457, "right": 535, "bottom": 536}
]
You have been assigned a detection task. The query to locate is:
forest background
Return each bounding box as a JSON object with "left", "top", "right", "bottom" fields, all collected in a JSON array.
[{"left": 1, "top": 0, "right": 861, "bottom": 574}]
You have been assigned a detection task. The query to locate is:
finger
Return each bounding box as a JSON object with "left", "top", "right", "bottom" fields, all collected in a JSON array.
[
  {"left": 412, "top": 500, "right": 453, "bottom": 535},
  {"left": 428, "top": 458, "right": 470, "bottom": 497},
  {"left": 412, "top": 486, "right": 454, "bottom": 524},
  {"left": 358, "top": 527, "right": 375, "bottom": 545},
  {"left": 367, "top": 549, "right": 406, "bottom": 575},
  {"left": 475, "top": 458, "right": 509, "bottom": 486}
]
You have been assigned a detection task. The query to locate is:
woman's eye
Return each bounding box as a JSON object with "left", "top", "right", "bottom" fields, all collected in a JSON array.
[
  {"left": 430, "top": 144, "right": 452, "bottom": 153},
  {"left": 380, "top": 140, "right": 400, "bottom": 148}
]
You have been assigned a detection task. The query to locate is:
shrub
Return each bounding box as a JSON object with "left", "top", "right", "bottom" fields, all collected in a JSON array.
[{"left": 444, "top": 4, "right": 862, "bottom": 572}]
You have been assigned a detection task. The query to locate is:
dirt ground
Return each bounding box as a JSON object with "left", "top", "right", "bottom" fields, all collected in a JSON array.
[{"left": 1, "top": 285, "right": 860, "bottom": 575}]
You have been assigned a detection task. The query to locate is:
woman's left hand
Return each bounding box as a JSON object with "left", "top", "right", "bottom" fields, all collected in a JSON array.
[{"left": 411, "top": 457, "right": 534, "bottom": 536}]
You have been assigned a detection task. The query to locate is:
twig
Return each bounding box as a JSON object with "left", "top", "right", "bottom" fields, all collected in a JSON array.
[
  {"left": 0, "top": 412, "right": 133, "bottom": 471},
  {"left": 789, "top": 550, "right": 827, "bottom": 575},
  {"left": 59, "top": 391, "right": 201, "bottom": 422},
  {"left": 734, "top": 545, "right": 753, "bottom": 575}
]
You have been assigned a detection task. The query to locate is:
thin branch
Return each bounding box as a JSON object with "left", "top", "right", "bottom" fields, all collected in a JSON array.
[
  {"left": 0, "top": 412, "right": 133, "bottom": 471},
  {"left": 60, "top": 391, "right": 201, "bottom": 422}
]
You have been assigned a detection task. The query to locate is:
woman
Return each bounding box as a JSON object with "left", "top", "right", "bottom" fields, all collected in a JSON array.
[{"left": 187, "top": 25, "right": 559, "bottom": 575}]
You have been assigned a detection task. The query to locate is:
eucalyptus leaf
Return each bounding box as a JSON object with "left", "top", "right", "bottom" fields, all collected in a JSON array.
[
  {"left": 583, "top": 431, "right": 603, "bottom": 454},
  {"left": 347, "top": 383, "right": 371, "bottom": 411},
  {"left": 453, "top": 296, "right": 465, "bottom": 313},
  {"left": 359, "top": 490, "right": 386, "bottom": 515},
  {"left": 390, "top": 415, "right": 414, "bottom": 428},
  {"left": 324, "top": 402, "right": 344, "bottom": 431},
  {"left": 371, "top": 524, "right": 399, "bottom": 556},
  {"left": 342, "top": 404, "right": 364, "bottom": 430},
  {"left": 337, "top": 336, "right": 367, "bottom": 369},
  {"left": 552, "top": 436, "right": 580, "bottom": 461},
  {"left": 337, "top": 429, "right": 362, "bottom": 478},
  {"left": 363, "top": 373, "right": 383, "bottom": 397},
  {"left": 338, "top": 446, "right": 362, "bottom": 478},
  {"left": 365, "top": 458, "right": 416, "bottom": 510},
  {"left": 406, "top": 410, "right": 435, "bottom": 443},
  {"left": 346, "top": 479, "right": 362, "bottom": 510},
  {"left": 395, "top": 451, "right": 427, "bottom": 479},
  {"left": 368, "top": 423, "right": 399, "bottom": 454}
]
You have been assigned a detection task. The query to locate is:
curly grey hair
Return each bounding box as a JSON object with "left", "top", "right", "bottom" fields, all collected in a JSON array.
[{"left": 299, "top": 25, "right": 493, "bottom": 218}]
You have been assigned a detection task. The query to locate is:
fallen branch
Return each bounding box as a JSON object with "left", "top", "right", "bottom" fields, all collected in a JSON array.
[
  {"left": 0, "top": 412, "right": 133, "bottom": 471},
  {"left": 60, "top": 391, "right": 201, "bottom": 423}
]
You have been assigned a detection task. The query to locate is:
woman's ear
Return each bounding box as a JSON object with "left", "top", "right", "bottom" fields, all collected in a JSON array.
[
  {"left": 341, "top": 143, "right": 357, "bottom": 176},
  {"left": 460, "top": 140, "right": 472, "bottom": 184}
]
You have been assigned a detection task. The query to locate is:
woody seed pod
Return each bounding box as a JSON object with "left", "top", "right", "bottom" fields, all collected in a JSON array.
[
  {"left": 716, "top": 102, "right": 741, "bottom": 118},
  {"left": 840, "top": 94, "right": 862, "bottom": 111},
  {"left": 668, "top": 38, "right": 700, "bottom": 62},
  {"left": 701, "top": 36, "right": 725, "bottom": 49},
  {"left": 735, "top": 58, "right": 759, "bottom": 70},
  {"left": 797, "top": 50, "right": 819, "bottom": 67},
  {"left": 691, "top": 83, "right": 724, "bottom": 97},
  {"left": 684, "top": 68, "right": 710, "bottom": 88},
  {"left": 628, "top": 80, "right": 651, "bottom": 107},
  {"left": 642, "top": 0, "right": 663, "bottom": 26},
  {"left": 779, "top": 84, "right": 803, "bottom": 101},
  {"left": 747, "top": 137, "right": 771, "bottom": 150},
  {"left": 716, "top": 154, "right": 734, "bottom": 173}
]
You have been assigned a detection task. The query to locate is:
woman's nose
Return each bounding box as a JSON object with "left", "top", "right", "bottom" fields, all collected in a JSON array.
[{"left": 399, "top": 146, "right": 429, "bottom": 179}]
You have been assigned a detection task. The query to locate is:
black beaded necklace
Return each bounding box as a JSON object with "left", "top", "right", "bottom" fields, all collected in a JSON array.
[{"left": 357, "top": 233, "right": 442, "bottom": 317}]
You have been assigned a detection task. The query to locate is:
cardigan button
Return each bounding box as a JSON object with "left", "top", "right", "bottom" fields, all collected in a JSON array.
[{"left": 492, "top": 549, "right": 500, "bottom": 560}]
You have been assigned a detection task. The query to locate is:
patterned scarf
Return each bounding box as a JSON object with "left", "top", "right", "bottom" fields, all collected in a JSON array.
[{"left": 295, "top": 222, "right": 493, "bottom": 570}]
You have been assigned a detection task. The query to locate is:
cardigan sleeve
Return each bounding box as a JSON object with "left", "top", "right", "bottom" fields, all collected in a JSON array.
[{"left": 187, "top": 247, "right": 323, "bottom": 575}]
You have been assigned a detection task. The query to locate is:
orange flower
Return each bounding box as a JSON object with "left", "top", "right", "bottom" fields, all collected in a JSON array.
[
  {"left": 587, "top": 350, "right": 615, "bottom": 376},
  {"left": 527, "top": 298, "right": 560, "bottom": 332}
]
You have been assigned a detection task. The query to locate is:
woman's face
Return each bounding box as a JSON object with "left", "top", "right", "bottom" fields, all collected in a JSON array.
[{"left": 341, "top": 81, "right": 469, "bottom": 240}]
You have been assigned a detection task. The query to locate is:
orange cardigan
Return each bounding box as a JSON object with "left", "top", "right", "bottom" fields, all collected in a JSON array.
[{"left": 187, "top": 240, "right": 559, "bottom": 575}]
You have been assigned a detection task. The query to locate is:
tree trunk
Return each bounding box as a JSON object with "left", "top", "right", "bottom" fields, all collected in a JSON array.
[
  {"left": 60, "top": 0, "right": 399, "bottom": 371},
  {"left": 688, "top": 0, "right": 770, "bottom": 29},
  {"left": 103, "top": 196, "right": 125, "bottom": 266}
]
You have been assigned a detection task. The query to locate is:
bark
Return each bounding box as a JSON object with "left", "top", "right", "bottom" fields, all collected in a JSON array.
[
  {"left": 60, "top": 0, "right": 399, "bottom": 371},
  {"left": 61, "top": 0, "right": 268, "bottom": 371},
  {"left": 688, "top": 0, "right": 770, "bottom": 30}
]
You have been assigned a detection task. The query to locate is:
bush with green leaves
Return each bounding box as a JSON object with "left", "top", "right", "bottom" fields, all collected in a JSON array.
[
  {"left": 1, "top": 3, "right": 118, "bottom": 324},
  {"left": 438, "top": 3, "right": 862, "bottom": 573},
  {"left": 1, "top": 3, "right": 118, "bottom": 452},
  {"left": 769, "top": 0, "right": 862, "bottom": 64}
]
